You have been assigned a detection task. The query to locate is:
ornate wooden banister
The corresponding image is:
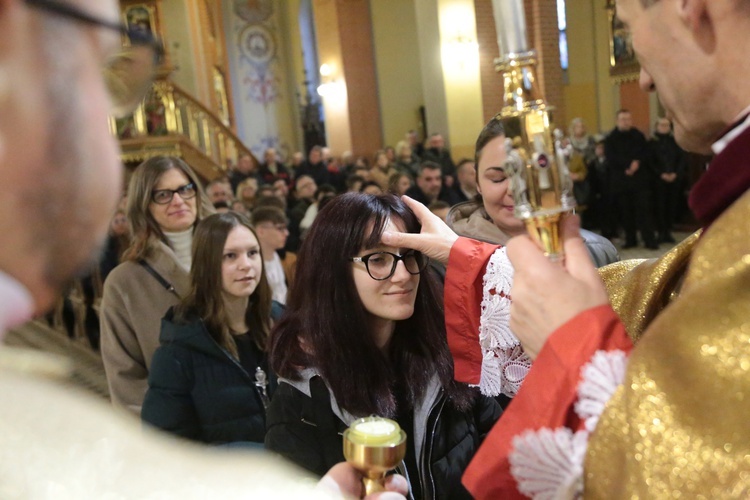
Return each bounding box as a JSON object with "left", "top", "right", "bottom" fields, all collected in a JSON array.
[{"left": 111, "top": 78, "right": 257, "bottom": 181}]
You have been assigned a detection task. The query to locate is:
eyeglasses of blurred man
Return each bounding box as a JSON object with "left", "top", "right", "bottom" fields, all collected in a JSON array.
[{"left": 25, "top": 0, "right": 164, "bottom": 118}]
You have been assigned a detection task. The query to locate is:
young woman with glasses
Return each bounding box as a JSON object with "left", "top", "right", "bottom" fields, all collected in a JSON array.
[
  {"left": 100, "top": 155, "right": 214, "bottom": 415},
  {"left": 265, "top": 193, "right": 502, "bottom": 499},
  {"left": 141, "top": 212, "right": 281, "bottom": 445}
]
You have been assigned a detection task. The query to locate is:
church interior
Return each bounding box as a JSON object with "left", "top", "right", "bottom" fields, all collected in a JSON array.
[
  {"left": 112, "top": 0, "right": 661, "bottom": 179},
  {"left": 7, "top": 0, "right": 702, "bottom": 403}
]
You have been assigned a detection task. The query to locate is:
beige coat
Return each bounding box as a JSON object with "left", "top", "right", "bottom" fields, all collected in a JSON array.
[
  {"left": 100, "top": 240, "right": 190, "bottom": 415},
  {"left": 446, "top": 200, "right": 512, "bottom": 246}
]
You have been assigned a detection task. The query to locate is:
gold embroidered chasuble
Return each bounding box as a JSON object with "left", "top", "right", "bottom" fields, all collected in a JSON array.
[{"left": 586, "top": 190, "right": 750, "bottom": 497}]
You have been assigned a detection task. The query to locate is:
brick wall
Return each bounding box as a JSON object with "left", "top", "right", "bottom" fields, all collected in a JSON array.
[
  {"left": 475, "top": 0, "right": 503, "bottom": 123},
  {"left": 336, "top": 0, "right": 383, "bottom": 156},
  {"left": 475, "top": 0, "right": 567, "bottom": 128}
]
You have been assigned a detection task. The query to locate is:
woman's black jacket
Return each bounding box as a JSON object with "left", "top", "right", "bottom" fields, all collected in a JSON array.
[
  {"left": 265, "top": 371, "right": 502, "bottom": 500},
  {"left": 141, "top": 303, "right": 282, "bottom": 444}
]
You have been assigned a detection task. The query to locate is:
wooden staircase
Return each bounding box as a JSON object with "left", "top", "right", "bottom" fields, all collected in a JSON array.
[{"left": 111, "top": 78, "right": 258, "bottom": 180}]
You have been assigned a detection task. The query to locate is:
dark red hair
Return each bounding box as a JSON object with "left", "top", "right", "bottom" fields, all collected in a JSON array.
[{"left": 270, "top": 193, "right": 474, "bottom": 417}]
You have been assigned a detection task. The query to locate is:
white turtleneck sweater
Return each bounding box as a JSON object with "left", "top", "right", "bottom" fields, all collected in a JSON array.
[
  {"left": 264, "top": 253, "right": 288, "bottom": 305},
  {"left": 163, "top": 228, "right": 193, "bottom": 271}
]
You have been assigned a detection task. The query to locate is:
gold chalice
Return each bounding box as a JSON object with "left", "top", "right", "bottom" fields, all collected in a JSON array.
[{"left": 343, "top": 416, "right": 407, "bottom": 496}]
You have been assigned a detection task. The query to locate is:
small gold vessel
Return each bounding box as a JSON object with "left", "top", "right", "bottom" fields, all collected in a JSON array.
[{"left": 343, "top": 416, "right": 407, "bottom": 495}]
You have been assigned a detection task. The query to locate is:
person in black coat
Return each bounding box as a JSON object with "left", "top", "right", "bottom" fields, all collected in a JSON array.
[
  {"left": 604, "top": 110, "right": 658, "bottom": 249},
  {"left": 405, "top": 162, "right": 461, "bottom": 208},
  {"left": 266, "top": 193, "right": 502, "bottom": 499},
  {"left": 142, "top": 212, "right": 281, "bottom": 446},
  {"left": 257, "top": 147, "right": 292, "bottom": 187},
  {"left": 649, "top": 117, "right": 688, "bottom": 243},
  {"left": 421, "top": 133, "right": 457, "bottom": 188},
  {"left": 294, "top": 146, "right": 330, "bottom": 187}
]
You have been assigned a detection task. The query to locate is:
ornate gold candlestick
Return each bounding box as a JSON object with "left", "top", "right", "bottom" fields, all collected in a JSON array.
[
  {"left": 492, "top": 1, "right": 575, "bottom": 261},
  {"left": 343, "top": 417, "right": 407, "bottom": 496}
]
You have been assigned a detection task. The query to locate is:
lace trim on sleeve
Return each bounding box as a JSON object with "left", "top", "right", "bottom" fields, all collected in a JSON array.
[
  {"left": 477, "top": 247, "right": 531, "bottom": 397},
  {"left": 574, "top": 350, "right": 628, "bottom": 432},
  {"left": 510, "top": 427, "right": 588, "bottom": 500},
  {"left": 508, "top": 350, "right": 629, "bottom": 499}
]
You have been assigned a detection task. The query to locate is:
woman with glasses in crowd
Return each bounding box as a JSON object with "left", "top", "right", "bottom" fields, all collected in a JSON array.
[
  {"left": 101, "top": 156, "right": 213, "bottom": 415},
  {"left": 142, "top": 212, "right": 281, "bottom": 445},
  {"left": 265, "top": 193, "right": 501, "bottom": 499}
]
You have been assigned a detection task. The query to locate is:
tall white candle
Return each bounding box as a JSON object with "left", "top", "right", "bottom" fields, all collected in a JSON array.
[{"left": 491, "top": 0, "right": 529, "bottom": 56}]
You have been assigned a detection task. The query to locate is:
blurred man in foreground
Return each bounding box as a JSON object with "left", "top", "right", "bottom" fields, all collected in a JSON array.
[{"left": 0, "top": 1, "right": 405, "bottom": 497}]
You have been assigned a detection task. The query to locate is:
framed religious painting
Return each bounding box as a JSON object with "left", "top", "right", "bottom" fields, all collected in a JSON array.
[
  {"left": 606, "top": 0, "right": 639, "bottom": 83},
  {"left": 121, "top": 2, "right": 161, "bottom": 45}
]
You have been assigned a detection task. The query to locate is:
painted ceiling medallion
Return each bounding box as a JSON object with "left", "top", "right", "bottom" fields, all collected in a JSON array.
[{"left": 239, "top": 25, "right": 275, "bottom": 65}]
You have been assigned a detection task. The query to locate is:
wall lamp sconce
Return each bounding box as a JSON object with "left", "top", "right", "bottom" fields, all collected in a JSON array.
[
  {"left": 317, "top": 63, "right": 344, "bottom": 97},
  {"left": 442, "top": 35, "right": 479, "bottom": 71}
]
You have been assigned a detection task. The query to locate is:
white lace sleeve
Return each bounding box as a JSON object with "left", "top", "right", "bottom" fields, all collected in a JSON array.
[
  {"left": 508, "top": 350, "right": 629, "bottom": 499},
  {"left": 510, "top": 428, "right": 588, "bottom": 500},
  {"left": 477, "top": 247, "right": 531, "bottom": 397}
]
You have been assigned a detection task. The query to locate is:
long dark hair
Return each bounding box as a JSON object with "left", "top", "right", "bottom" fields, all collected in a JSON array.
[
  {"left": 176, "top": 212, "right": 272, "bottom": 357},
  {"left": 270, "top": 193, "right": 474, "bottom": 417}
]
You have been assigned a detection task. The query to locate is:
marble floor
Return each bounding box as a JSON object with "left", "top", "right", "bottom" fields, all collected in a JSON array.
[{"left": 608, "top": 230, "right": 694, "bottom": 261}]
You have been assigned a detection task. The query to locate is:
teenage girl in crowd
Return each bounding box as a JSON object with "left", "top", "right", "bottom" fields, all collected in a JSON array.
[
  {"left": 142, "top": 212, "right": 282, "bottom": 445},
  {"left": 265, "top": 193, "right": 501, "bottom": 499}
]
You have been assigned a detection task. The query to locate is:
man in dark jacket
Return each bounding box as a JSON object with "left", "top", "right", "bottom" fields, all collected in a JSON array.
[
  {"left": 452, "top": 159, "right": 478, "bottom": 204},
  {"left": 605, "top": 109, "right": 658, "bottom": 249},
  {"left": 295, "top": 146, "right": 330, "bottom": 187},
  {"left": 258, "top": 147, "right": 292, "bottom": 187},
  {"left": 230, "top": 153, "right": 259, "bottom": 193},
  {"left": 649, "top": 117, "right": 688, "bottom": 243},
  {"left": 406, "top": 161, "right": 461, "bottom": 206},
  {"left": 422, "top": 133, "right": 457, "bottom": 188},
  {"left": 0, "top": 2, "right": 407, "bottom": 496},
  {"left": 286, "top": 175, "right": 317, "bottom": 252}
]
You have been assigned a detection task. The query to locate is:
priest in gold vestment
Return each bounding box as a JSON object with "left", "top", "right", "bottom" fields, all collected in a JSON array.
[{"left": 384, "top": 0, "right": 750, "bottom": 497}]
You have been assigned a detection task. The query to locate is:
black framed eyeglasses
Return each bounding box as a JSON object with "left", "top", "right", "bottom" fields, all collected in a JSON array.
[
  {"left": 151, "top": 183, "right": 197, "bottom": 205},
  {"left": 351, "top": 251, "right": 428, "bottom": 281},
  {"left": 25, "top": 0, "right": 165, "bottom": 118}
]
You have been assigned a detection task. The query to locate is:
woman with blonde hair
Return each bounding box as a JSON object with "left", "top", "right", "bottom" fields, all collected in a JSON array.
[
  {"left": 100, "top": 155, "right": 213, "bottom": 415},
  {"left": 143, "top": 212, "right": 281, "bottom": 445},
  {"left": 368, "top": 149, "right": 395, "bottom": 191},
  {"left": 395, "top": 140, "right": 418, "bottom": 177}
]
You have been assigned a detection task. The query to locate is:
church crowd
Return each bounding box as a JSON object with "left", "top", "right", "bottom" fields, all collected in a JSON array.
[
  {"left": 3, "top": 0, "right": 750, "bottom": 498},
  {"left": 65, "top": 108, "right": 692, "bottom": 499}
]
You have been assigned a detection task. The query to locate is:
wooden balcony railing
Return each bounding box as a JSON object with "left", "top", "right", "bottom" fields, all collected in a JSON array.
[{"left": 109, "top": 78, "right": 256, "bottom": 180}]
